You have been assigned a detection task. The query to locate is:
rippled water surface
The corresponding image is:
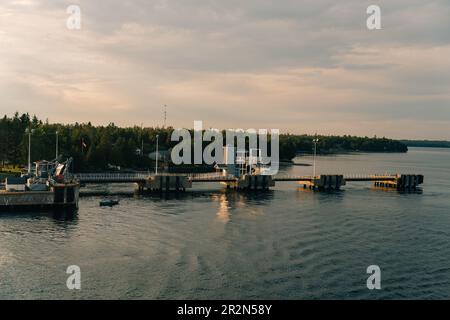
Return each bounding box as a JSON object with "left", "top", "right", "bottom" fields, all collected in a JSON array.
[{"left": 1, "top": 147, "right": 450, "bottom": 299}]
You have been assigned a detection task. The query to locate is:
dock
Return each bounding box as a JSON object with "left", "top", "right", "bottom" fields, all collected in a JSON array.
[{"left": 73, "top": 173, "right": 424, "bottom": 192}]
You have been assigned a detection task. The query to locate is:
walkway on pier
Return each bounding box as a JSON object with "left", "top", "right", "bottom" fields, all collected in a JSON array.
[
  {"left": 74, "top": 172, "right": 423, "bottom": 191},
  {"left": 273, "top": 174, "right": 401, "bottom": 182},
  {"left": 74, "top": 173, "right": 149, "bottom": 184},
  {"left": 75, "top": 173, "right": 404, "bottom": 184},
  {"left": 74, "top": 172, "right": 238, "bottom": 184}
]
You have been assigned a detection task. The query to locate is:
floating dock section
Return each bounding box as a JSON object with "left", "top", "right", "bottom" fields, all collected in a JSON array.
[{"left": 373, "top": 174, "right": 424, "bottom": 190}]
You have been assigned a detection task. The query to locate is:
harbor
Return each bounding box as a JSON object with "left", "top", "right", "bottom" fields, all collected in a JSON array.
[
  {"left": 0, "top": 147, "right": 447, "bottom": 300},
  {"left": 1, "top": 144, "right": 424, "bottom": 211},
  {"left": 73, "top": 146, "right": 424, "bottom": 193}
]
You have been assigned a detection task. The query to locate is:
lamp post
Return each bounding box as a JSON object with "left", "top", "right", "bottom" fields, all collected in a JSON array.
[
  {"left": 25, "top": 128, "right": 35, "bottom": 174},
  {"left": 313, "top": 137, "right": 319, "bottom": 178},
  {"left": 140, "top": 123, "right": 144, "bottom": 156},
  {"left": 155, "top": 134, "right": 159, "bottom": 175},
  {"left": 55, "top": 130, "right": 59, "bottom": 160}
]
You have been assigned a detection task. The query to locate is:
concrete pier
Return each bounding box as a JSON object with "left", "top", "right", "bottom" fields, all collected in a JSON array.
[
  {"left": 374, "top": 174, "right": 424, "bottom": 190},
  {"left": 316, "top": 175, "right": 346, "bottom": 190},
  {"left": 0, "top": 183, "right": 80, "bottom": 211},
  {"left": 298, "top": 175, "right": 346, "bottom": 190},
  {"left": 138, "top": 174, "right": 192, "bottom": 192},
  {"left": 224, "top": 174, "right": 275, "bottom": 190}
]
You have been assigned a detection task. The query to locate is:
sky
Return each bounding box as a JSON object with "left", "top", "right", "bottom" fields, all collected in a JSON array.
[{"left": 0, "top": 0, "right": 449, "bottom": 139}]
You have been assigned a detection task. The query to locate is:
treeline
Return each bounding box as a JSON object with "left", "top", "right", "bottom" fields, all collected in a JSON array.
[
  {"left": 0, "top": 113, "right": 168, "bottom": 172},
  {"left": 280, "top": 134, "right": 408, "bottom": 160},
  {"left": 0, "top": 113, "right": 407, "bottom": 172},
  {"left": 401, "top": 140, "right": 450, "bottom": 148}
]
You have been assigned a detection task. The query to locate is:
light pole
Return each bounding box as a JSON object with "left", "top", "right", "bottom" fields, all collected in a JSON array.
[
  {"left": 25, "top": 128, "right": 35, "bottom": 174},
  {"left": 155, "top": 134, "right": 159, "bottom": 175},
  {"left": 313, "top": 137, "right": 319, "bottom": 177},
  {"left": 141, "top": 123, "right": 144, "bottom": 156},
  {"left": 55, "top": 130, "right": 59, "bottom": 160}
]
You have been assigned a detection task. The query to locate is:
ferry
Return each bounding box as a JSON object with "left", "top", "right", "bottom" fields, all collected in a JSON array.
[{"left": 0, "top": 158, "right": 79, "bottom": 211}]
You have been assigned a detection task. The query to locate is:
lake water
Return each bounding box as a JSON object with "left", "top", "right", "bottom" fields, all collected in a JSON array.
[{"left": 1, "top": 147, "right": 450, "bottom": 299}]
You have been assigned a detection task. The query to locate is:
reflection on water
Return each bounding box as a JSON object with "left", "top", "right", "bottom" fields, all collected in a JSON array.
[
  {"left": 1, "top": 147, "right": 450, "bottom": 299},
  {"left": 214, "top": 193, "right": 230, "bottom": 223},
  {"left": 52, "top": 209, "right": 79, "bottom": 222},
  {"left": 0, "top": 208, "right": 78, "bottom": 224},
  {"left": 211, "top": 190, "right": 275, "bottom": 223}
]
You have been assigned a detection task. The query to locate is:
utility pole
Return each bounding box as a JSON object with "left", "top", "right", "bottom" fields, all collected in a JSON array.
[
  {"left": 55, "top": 130, "right": 59, "bottom": 160},
  {"left": 25, "top": 128, "right": 35, "bottom": 174},
  {"left": 313, "top": 136, "right": 319, "bottom": 178},
  {"left": 141, "top": 123, "right": 144, "bottom": 156},
  {"left": 155, "top": 134, "right": 159, "bottom": 175}
]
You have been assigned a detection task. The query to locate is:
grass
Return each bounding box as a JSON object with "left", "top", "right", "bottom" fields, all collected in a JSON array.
[{"left": 0, "top": 165, "right": 22, "bottom": 175}]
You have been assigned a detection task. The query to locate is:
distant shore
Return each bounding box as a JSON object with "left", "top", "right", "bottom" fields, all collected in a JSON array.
[
  {"left": 1, "top": 112, "right": 409, "bottom": 172},
  {"left": 401, "top": 140, "right": 450, "bottom": 148}
]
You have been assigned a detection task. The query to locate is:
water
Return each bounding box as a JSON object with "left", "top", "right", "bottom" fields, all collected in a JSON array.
[{"left": 1, "top": 147, "right": 450, "bottom": 299}]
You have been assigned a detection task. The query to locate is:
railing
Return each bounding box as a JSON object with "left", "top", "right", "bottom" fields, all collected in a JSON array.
[
  {"left": 343, "top": 174, "right": 398, "bottom": 182},
  {"left": 74, "top": 172, "right": 406, "bottom": 184},
  {"left": 273, "top": 174, "right": 401, "bottom": 182},
  {"left": 188, "top": 173, "right": 237, "bottom": 182},
  {"left": 74, "top": 173, "right": 149, "bottom": 183},
  {"left": 74, "top": 172, "right": 238, "bottom": 183},
  {"left": 273, "top": 175, "right": 314, "bottom": 182}
]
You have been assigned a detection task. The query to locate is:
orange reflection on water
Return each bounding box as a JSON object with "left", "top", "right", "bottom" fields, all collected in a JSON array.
[{"left": 215, "top": 193, "right": 230, "bottom": 223}]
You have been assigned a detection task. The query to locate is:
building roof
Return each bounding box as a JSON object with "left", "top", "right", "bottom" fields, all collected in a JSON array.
[
  {"left": 148, "top": 149, "right": 171, "bottom": 161},
  {"left": 6, "top": 177, "right": 26, "bottom": 185}
]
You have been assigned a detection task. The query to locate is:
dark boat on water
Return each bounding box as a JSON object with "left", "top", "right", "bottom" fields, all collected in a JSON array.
[{"left": 99, "top": 199, "right": 120, "bottom": 207}]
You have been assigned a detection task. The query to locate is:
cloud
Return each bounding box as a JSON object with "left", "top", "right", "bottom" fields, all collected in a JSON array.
[{"left": 0, "top": 0, "right": 449, "bottom": 139}]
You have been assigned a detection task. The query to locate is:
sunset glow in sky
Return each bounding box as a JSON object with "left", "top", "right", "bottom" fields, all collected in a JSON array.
[{"left": 0, "top": 0, "right": 449, "bottom": 139}]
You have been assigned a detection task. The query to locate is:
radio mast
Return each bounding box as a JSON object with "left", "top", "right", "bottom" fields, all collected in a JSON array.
[{"left": 163, "top": 105, "right": 167, "bottom": 128}]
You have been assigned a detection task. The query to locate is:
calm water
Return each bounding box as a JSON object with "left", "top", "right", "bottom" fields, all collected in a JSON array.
[{"left": 1, "top": 147, "right": 450, "bottom": 299}]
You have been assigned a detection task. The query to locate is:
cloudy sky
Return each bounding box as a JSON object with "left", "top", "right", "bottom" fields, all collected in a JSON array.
[{"left": 0, "top": 0, "right": 449, "bottom": 139}]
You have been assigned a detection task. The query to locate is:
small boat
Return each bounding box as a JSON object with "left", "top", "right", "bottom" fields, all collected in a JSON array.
[{"left": 99, "top": 199, "right": 120, "bottom": 207}]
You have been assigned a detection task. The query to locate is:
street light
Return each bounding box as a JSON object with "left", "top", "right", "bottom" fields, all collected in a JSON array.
[
  {"left": 25, "top": 128, "right": 35, "bottom": 174},
  {"left": 140, "top": 123, "right": 144, "bottom": 156},
  {"left": 55, "top": 130, "right": 59, "bottom": 160},
  {"left": 155, "top": 134, "right": 159, "bottom": 175},
  {"left": 313, "top": 137, "right": 319, "bottom": 178}
]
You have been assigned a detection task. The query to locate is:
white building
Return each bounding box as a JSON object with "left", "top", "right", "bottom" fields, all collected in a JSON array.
[{"left": 5, "top": 177, "right": 26, "bottom": 192}]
